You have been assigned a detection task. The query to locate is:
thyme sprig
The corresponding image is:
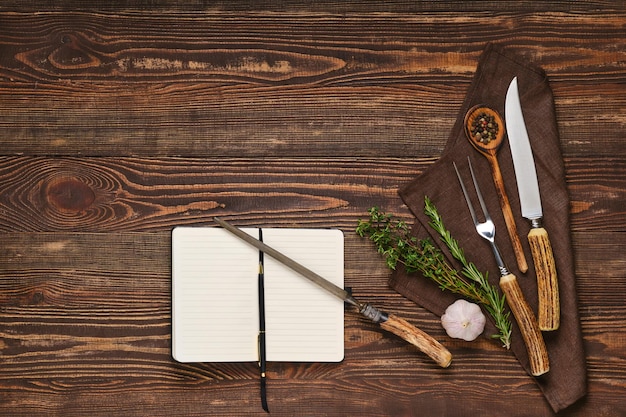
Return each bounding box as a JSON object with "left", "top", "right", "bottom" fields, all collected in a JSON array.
[{"left": 356, "top": 198, "right": 512, "bottom": 349}]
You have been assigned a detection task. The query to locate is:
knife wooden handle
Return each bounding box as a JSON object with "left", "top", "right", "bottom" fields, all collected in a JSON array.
[
  {"left": 487, "top": 154, "right": 529, "bottom": 273},
  {"left": 528, "top": 227, "right": 560, "bottom": 331},
  {"left": 379, "top": 314, "right": 452, "bottom": 368},
  {"left": 499, "top": 273, "right": 550, "bottom": 376}
]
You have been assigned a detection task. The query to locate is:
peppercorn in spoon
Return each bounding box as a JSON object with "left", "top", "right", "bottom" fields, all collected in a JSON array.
[{"left": 463, "top": 105, "right": 528, "bottom": 273}]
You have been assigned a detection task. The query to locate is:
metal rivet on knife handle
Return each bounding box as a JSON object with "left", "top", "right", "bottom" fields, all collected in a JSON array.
[{"left": 213, "top": 217, "right": 452, "bottom": 368}]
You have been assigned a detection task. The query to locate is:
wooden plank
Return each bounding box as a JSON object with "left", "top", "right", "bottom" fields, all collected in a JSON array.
[
  {"left": 0, "top": 379, "right": 562, "bottom": 417},
  {"left": 0, "top": 156, "right": 423, "bottom": 232},
  {"left": 0, "top": 11, "right": 624, "bottom": 157},
  {"left": 0, "top": 1, "right": 624, "bottom": 13},
  {"left": 0, "top": 156, "right": 623, "bottom": 232}
]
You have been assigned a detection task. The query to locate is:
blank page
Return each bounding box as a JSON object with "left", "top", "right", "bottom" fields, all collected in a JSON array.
[{"left": 171, "top": 226, "right": 344, "bottom": 363}]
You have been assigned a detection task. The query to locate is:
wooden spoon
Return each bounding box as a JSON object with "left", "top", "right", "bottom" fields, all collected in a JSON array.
[{"left": 464, "top": 105, "right": 528, "bottom": 273}]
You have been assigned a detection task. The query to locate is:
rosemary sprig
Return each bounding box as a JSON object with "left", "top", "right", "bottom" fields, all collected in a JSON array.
[
  {"left": 424, "top": 196, "right": 511, "bottom": 349},
  {"left": 356, "top": 199, "right": 512, "bottom": 349}
]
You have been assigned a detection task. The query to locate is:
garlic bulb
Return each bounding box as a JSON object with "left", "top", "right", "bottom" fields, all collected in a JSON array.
[{"left": 441, "top": 299, "right": 486, "bottom": 341}]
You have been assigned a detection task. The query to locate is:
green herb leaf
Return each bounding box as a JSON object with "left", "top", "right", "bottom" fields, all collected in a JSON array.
[{"left": 356, "top": 200, "right": 512, "bottom": 349}]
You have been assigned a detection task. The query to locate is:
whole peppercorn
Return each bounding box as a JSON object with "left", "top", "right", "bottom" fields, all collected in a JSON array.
[{"left": 470, "top": 112, "right": 499, "bottom": 145}]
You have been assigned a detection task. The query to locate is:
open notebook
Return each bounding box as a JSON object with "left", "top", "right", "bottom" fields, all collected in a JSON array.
[{"left": 171, "top": 226, "right": 345, "bottom": 363}]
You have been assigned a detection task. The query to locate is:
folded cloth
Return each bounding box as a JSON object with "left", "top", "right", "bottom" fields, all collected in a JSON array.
[{"left": 390, "top": 43, "right": 587, "bottom": 413}]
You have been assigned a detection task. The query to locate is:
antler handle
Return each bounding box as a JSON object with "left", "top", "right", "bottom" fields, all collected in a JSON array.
[
  {"left": 380, "top": 315, "right": 453, "bottom": 368},
  {"left": 528, "top": 226, "right": 560, "bottom": 331},
  {"left": 360, "top": 304, "right": 452, "bottom": 368},
  {"left": 499, "top": 273, "right": 550, "bottom": 376}
]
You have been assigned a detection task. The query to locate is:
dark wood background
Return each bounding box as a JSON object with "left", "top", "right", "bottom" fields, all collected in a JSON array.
[{"left": 1, "top": 2, "right": 624, "bottom": 416}]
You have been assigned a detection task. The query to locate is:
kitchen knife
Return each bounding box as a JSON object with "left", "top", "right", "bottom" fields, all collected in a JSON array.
[
  {"left": 213, "top": 217, "right": 452, "bottom": 368},
  {"left": 505, "top": 77, "right": 560, "bottom": 331}
]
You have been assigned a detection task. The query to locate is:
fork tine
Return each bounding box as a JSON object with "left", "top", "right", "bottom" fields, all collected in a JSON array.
[
  {"left": 453, "top": 161, "right": 478, "bottom": 225},
  {"left": 467, "top": 157, "right": 492, "bottom": 221}
]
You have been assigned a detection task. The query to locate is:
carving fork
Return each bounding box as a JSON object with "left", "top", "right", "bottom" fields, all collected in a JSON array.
[{"left": 454, "top": 158, "right": 549, "bottom": 376}]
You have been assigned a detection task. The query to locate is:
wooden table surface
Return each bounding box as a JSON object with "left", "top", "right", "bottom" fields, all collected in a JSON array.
[{"left": 1, "top": 2, "right": 624, "bottom": 416}]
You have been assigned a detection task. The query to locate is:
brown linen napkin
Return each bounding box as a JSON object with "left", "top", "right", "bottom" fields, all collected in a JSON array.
[{"left": 390, "top": 43, "right": 586, "bottom": 413}]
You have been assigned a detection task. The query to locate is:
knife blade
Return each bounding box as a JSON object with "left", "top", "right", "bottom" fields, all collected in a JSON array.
[
  {"left": 505, "top": 76, "right": 560, "bottom": 331},
  {"left": 213, "top": 217, "right": 452, "bottom": 368}
]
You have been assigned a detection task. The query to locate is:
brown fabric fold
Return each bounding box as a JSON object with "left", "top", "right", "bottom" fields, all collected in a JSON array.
[{"left": 390, "top": 43, "right": 586, "bottom": 413}]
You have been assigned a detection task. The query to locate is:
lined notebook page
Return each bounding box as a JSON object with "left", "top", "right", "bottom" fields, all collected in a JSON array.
[{"left": 171, "top": 226, "right": 344, "bottom": 363}]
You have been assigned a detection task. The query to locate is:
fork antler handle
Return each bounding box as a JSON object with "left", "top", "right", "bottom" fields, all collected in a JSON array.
[
  {"left": 499, "top": 274, "right": 550, "bottom": 376},
  {"left": 528, "top": 226, "right": 560, "bottom": 331}
]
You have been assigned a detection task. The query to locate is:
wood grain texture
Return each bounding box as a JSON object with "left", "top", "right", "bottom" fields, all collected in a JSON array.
[
  {"left": 0, "top": 10, "right": 624, "bottom": 157},
  {"left": 2, "top": 1, "right": 625, "bottom": 13},
  {"left": 1, "top": 2, "right": 625, "bottom": 416},
  {"left": 0, "top": 156, "right": 623, "bottom": 232}
]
